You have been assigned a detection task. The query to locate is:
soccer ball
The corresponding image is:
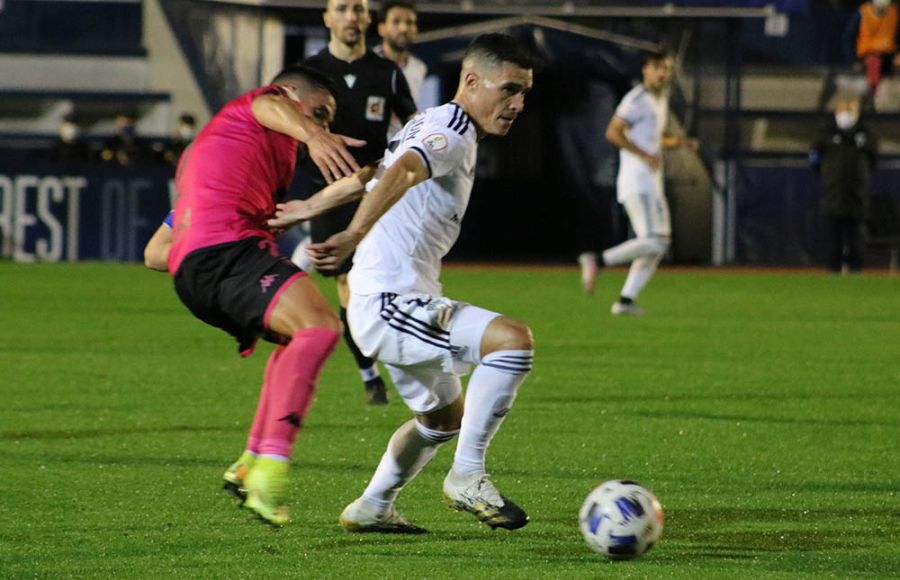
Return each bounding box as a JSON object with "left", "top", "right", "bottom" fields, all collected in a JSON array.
[{"left": 578, "top": 479, "right": 664, "bottom": 560}]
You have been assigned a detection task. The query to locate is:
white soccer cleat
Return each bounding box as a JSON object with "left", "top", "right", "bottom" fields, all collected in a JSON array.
[
  {"left": 611, "top": 301, "right": 646, "bottom": 316},
  {"left": 442, "top": 471, "right": 529, "bottom": 530},
  {"left": 338, "top": 498, "right": 427, "bottom": 534},
  {"left": 578, "top": 252, "right": 598, "bottom": 295}
]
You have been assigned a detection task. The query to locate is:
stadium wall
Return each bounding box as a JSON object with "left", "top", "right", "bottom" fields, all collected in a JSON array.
[{"left": 1, "top": 163, "right": 896, "bottom": 267}]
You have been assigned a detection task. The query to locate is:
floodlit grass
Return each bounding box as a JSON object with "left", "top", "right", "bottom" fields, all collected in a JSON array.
[{"left": 2, "top": 262, "right": 898, "bottom": 578}]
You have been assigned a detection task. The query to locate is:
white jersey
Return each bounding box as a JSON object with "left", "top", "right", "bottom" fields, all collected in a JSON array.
[
  {"left": 401, "top": 54, "right": 427, "bottom": 105},
  {"left": 614, "top": 84, "right": 669, "bottom": 202},
  {"left": 348, "top": 101, "right": 478, "bottom": 296}
]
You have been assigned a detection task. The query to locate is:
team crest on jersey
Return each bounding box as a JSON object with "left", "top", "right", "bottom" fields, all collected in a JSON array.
[
  {"left": 422, "top": 132, "right": 448, "bottom": 153},
  {"left": 366, "top": 96, "right": 386, "bottom": 121}
]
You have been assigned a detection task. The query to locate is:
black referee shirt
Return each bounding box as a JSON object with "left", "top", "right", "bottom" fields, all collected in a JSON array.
[
  {"left": 304, "top": 48, "right": 416, "bottom": 171},
  {"left": 289, "top": 48, "right": 417, "bottom": 249}
]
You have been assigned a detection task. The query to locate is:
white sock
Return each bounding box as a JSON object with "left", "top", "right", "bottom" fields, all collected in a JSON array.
[
  {"left": 602, "top": 238, "right": 667, "bottom": 266},
  {"left": 359, "top": 364, "right": 380, "bottom": 382},
  {"left": 452, "top": 349, "right": 533, "bottom": 477},
  {"left": 621, "top": 254, "right": 663, "bottom": 300},
  {"left": 361, "top": 419, "right": 457, "bottom": 511}
]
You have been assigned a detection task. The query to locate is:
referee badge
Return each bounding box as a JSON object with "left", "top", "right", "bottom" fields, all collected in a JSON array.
[{"left": 366, "top": 96, "right": 386, "bottom": 121}]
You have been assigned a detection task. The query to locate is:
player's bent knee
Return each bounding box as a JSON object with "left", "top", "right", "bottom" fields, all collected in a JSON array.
[
  {"left": 418, "top": 396, "right": 464, "bottom": 432},
  {"left": 649, "top": 236, "right": 670, "bottom": 256},
  {"left": 481, "top": 317, "right": 534, "bottom": 357},
  {"left": 267, "top": 277, "right": 342, "bottom": 336}
]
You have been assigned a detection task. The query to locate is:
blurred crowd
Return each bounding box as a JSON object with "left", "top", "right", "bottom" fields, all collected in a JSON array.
[{"left": 48, "top": 112, "right": 196, "bottom": 167}]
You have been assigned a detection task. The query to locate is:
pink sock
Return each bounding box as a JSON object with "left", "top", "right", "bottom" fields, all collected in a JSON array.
[
  {"left": 258, "top": 327, "right": 340, "bottom": 458},
  {"left": 246, "top": 344, "right": 286, "bottom": 453}
]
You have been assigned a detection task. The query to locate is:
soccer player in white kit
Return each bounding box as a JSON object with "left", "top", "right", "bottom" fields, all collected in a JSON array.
[
  {"left": 269, "top": 33, "right": 536, "bottom": 533},
  {"left": 579, "top": 50, "right": 697, "bottom": 315}
]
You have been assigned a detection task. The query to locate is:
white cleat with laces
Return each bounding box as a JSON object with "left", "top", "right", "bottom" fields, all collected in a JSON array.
[
  {"left": 442, "top": 471, "right": 529, "bottom": 530},
  {"left": 339, "top": 497, "right": 428, "bottom": 534}
]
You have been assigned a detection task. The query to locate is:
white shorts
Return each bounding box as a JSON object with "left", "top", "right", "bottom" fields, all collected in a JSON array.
[
  {"left": 623, "top": 192, "right": 671, "bottom": 238},
  {"left": 347, "top": 292, "right": 500, "bottom": 414}
]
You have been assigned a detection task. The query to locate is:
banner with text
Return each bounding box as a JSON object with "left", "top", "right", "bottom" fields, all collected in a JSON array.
[{"left": 0, "top": 166, "right": 174, "bottom": 263}]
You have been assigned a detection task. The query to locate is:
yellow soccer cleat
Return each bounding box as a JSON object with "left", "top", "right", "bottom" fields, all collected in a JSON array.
[{"left": 243, "top": 456, "right": 290, "bottom": 527}]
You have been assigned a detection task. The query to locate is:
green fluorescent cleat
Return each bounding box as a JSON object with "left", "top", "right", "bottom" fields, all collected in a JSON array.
[{"left": 243, "top": 456, "right": 290, "bottom": 527}]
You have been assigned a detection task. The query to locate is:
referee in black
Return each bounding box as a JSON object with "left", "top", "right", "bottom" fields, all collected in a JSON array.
[{"left": 293, "top": 0, "right": 416, "bottom": 405}]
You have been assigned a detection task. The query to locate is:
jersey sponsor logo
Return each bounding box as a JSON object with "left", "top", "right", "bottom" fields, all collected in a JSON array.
[
  {"left": 366, "top": 96, "right": 386, "bottom": 122},
  {"left": 343, "top": 74, "right": 357, "bottom": 89},
  {"left": 422, "top": 132, "right": 448, "bottom": 153}
]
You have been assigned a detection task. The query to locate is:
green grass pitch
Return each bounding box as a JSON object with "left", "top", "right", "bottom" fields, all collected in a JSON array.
[{"left": 2, "top": 262, "right": 898, "bottom": 578}]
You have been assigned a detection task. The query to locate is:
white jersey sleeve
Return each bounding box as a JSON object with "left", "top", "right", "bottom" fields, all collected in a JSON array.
[
  {"left": 392, "top": 108, "right": 470, "bottom": 180},
  {"left": 614, "top": 88, "right": 643, "bottom": 125}
]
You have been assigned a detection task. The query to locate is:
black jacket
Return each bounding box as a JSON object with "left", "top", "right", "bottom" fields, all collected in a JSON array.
[{"left": 810, "top": 120, "right": 878, "bottom": 219}]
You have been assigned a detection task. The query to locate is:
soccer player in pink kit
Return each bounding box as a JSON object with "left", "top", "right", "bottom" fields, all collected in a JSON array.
[{"left": 168, "top": 65, "right": 369, "bottom": 526}]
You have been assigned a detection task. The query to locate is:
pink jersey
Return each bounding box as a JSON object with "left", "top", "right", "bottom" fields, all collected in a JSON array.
[{"left": 168, "top": 86, "right": 300, "bottom": 272}]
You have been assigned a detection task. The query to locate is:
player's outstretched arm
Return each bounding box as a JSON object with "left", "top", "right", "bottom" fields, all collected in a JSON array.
[
  {"left": 268, "top": 163, "right": 378, "bottom": 228},
  {"left": 251, "top": 93, "right": 366, "bottom": 183},
  {"left": 307, "top": 151, "right": 428, "bottom": 272},
  {"left": 144, "top": 222, "right": 172, "bottom": 271}
]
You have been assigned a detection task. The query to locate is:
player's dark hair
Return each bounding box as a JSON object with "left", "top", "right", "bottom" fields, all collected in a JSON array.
[
  {"left": 379, "top": 0, "right": 417, "bottom": 23},
  {"left": 271, "top": 64, "right": 336, "bottom": 97},
  {"left": 464, "top": 33, "right": 540, "bottom": 72},
  {"left": 644, "top": 49, "right": 672, "bottom": 66}
]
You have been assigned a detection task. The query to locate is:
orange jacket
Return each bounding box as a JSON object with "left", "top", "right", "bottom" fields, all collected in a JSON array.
[{"left": 857, "top": 3, "right": 898, "bottom": 57}]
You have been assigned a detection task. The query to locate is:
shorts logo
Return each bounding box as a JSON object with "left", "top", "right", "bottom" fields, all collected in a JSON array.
[
  {"left": 366, "top": 96, "right": 386, "bottom": 121},
  {"left": 423, "top": 132, "right": 448, "bottom": 153},
  {"left": 260, "top": 274, "right": 278, "bottom": 293},
  {"left": 257, "top": 239, "right": 279, "bottom": 257}
]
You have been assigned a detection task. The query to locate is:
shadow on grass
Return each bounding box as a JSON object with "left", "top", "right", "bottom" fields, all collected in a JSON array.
[
  {"left": 0, "top": 424, "right": 241, "bottom": 441},
  {"left": 635, "top": 409, "right": 898, "bottom": 428},
  {"left": 668, "top": 507, "right": 897, "bottom": 554},
  {"left": 532, "top": 390, "right": 898, "bottom": 407}
]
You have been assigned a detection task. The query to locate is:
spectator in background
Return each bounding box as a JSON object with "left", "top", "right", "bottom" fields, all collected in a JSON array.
[
  {"left": 847, "top": 0, "right": 900, "bottom": 101},
  {"left": 49, "top": 113, "right": 91, "bottom": 165},
  {"left": 810, "top": 96, "right": 878, "bottom": 273},
  {"left": 168, "top": 113, "right": 196, "bottom": 163},
  {"left": 375, "top": 0, "right": 427, "bottom": 137},
  {"left": 152, "top": 113, "right": 197, "bottom": 166},
  {"left": 100, "top": 113, "right": 146, "bottom": 166}
]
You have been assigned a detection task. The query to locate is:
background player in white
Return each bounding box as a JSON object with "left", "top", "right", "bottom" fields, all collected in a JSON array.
[
  {"left": 270, "top": 33, "right": 536, "bottom": 533},
  {"left": 375, "top": 0, "right": 427, "bottom": 137},
  {"left": 580, "top": 50, "right": 698, "bottom": 315}
]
